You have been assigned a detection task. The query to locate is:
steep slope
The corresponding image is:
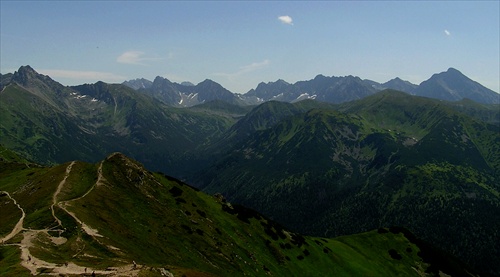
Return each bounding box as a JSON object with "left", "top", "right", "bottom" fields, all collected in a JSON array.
[
  {"left": 0, "top": 82, "right": 104, "bottom": 164},
  {"left": 225, "top": 101, "right": 303, "bottom": 140},
  {"left": 0, "top": 66, "right": 236, "bottom": 177},
  {"left": 196, "top": 100, "right": 339, "bottom": 162},
  {"left": 147, "top": 76, "right": 183, "bottom": 105},
  {"left": 0, "top": 153, "right": 478, "bottom": 276},
  {"left": 414, "top": 68, "right": 500, "bottom": 104},
  {"left": 0, "top": 73, "right": 13, "bottom": 90},
  {"left": 0, "top": 144, "right": 32, "bottom": 165},
  {"left": 198, "top": 91, "right": 500, "bottom": 275}
]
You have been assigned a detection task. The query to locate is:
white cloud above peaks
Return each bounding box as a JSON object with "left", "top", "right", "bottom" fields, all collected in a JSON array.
[
  {"left": 117, "top": 50, "right": 151, "bottom": 65},
  {"left": 444, "top": 29, "right": 451, "bottom": 36},
  {"left": 278, "top": 15, "right": 293, "bottom": 25},
  {"left": 239, "top": 59, "right": 270, "bottom": 73},
  {"left": 116, "top": 50, "right": 167, "bottom": 65}
]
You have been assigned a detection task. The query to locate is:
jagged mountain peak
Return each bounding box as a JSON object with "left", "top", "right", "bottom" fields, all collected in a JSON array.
[
  {"left": 152, "top": 76, "right": 173, "bottom": 84},
  {"left": 12, "top": 65, "right": 47, "bottom": 85},
  {"left": 122, "top": 78, "right": 153, "bottom": 90},
  {"left": 16, "top": 65, "right": 37, "bottom": 74}
]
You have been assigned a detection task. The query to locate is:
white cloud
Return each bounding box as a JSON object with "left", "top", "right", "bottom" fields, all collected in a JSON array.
[
  {"left": 278, "top": 15, "right": 293, "bottom": 25},
  {"left": 444, "top": 29, "right": 451, "bottom": 36},
  {"left": 117, "top": 50, "right": 147, "bottom": 65},
  {"left": 239, "top": 60, "right": 270, "bottom": 73},
  {"left": 117, "top": 50, "right": 168, "bottom": 65},
  {"left": 38, "top": 69, "right": 126, "bottom": 83}
]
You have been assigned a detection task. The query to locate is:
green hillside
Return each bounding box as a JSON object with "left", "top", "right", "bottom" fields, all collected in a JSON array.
[
  {"left": 197, "top": 91, "right": 500, "bottom": 275},
  {"left": 2, "top": 67, "right": 500, "bottom": 275},
  {"left": 0, "top": 154, "right": 475, "bottom": 276},
  {"left": 0, "top": 73, "right": 236, "bottom": 178}
]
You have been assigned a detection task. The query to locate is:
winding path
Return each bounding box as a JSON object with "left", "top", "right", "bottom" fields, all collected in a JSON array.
[
  {"left": 0, "top": 191, "right": 25, "bottom": 243},
  {"left": 57, "top": 161, "right": 106, "bottom": 238},
  {"left": 1, "top": 161, "right": 140, "bottom": 276},
  {"left": 51, "top": 161, "right": 75, "bottom": 227}
]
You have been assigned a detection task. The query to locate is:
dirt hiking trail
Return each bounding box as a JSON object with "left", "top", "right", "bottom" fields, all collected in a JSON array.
[{"left": 1, "top": 161, "right": 141, "bottom": 276}]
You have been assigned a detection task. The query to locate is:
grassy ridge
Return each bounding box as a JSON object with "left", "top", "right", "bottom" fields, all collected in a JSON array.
[{"left": 0, "top": 154, "right": 476, "bottom": 276}]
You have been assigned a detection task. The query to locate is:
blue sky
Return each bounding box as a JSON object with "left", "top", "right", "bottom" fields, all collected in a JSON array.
[{"left": 1, "top": 1, "right": 499, "bottom": 93}]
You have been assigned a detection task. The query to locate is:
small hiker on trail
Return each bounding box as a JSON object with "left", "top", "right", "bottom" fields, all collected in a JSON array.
[
  {"left": 133, "top": 260, "right": 137, "bottom": 269},
  {"left": 92, "top": 271, "right": 96, "bottom": 277}
]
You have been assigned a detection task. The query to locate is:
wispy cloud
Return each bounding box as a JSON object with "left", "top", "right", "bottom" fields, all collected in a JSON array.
[
  {"left": 238, "top": 60, "right": 270, "bottom": 74},
  {"left": 214, "top": 60, "right": 270, "bottom": 79},
  {"left": 444, "top": 29, "right": 451, "bottom": 36},
  {"left": 278, "top": 15, "right": 293, "bottom": 25},
  {"left": 38, "top": 69, "right": 126, "bottom": 83},
  {"left": 116, "top": 50, "right": 167, "bottom": 65},
  {"left": 117, "top": 50, "right": 148, "bottom": 65}
]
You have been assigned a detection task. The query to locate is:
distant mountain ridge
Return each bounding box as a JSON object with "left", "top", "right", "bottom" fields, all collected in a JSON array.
[
  {"left": 130, "top": 76, "right": 242, "bottom": 107},
  {"left": 120, "top": 67, "right": 499, "bottom": 106}
]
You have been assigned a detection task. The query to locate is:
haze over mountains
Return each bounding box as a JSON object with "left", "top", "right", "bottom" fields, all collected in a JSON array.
[{"left": 1, "top": 65, "right": 499, "bottom": 275}]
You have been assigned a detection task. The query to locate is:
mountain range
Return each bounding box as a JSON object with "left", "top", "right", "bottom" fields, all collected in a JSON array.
[
  {"left": 1, "top": 65, "right": 500, "bottom": 275},
  {"left": 119, "top": 67, "right": 499, "bottom": 106}
]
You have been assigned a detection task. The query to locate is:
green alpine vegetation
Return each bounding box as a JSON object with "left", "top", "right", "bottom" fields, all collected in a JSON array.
[
  {"left": 196, "top": 91, "right": 500, "bottom": 275},
  {"left": 0, "top": 153, "right": 477, "bottom": 276},
  {"left": 0, "top": 66, "right": 236, "bottom": 178},
  {"left": 2, "top": 66, "right": 500, "bottom": 275}
]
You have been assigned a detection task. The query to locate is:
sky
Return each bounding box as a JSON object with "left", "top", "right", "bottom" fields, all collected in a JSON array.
[{"left": 1, "top": 1, "right": 499, "bottom": 94}]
